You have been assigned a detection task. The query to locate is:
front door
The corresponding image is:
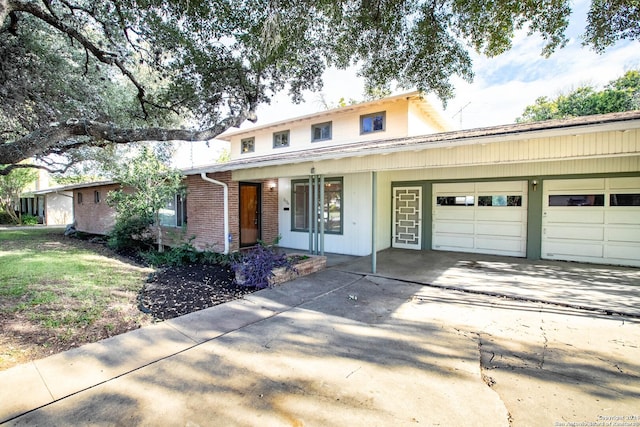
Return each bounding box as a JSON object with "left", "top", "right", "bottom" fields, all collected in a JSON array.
[
  {"left": 240, "top": 183, "right": 261, "bottom": 247},
  {"left": 392, "top": 186, "right": 422, "bottom": 249}
]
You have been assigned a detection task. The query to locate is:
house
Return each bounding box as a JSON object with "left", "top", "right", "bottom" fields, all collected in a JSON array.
[
  {"left": 18, "top": 170, "right": 73, "bottom": 225},
  {"left": 72, "top": 92, "right": 640, "bottom": 268}
]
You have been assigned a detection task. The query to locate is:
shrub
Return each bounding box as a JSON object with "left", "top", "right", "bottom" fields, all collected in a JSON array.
[
  {"left": 141, "top": 241, "right": 200, "bottom": 267},
  {"left": 107, "top": 215, "right": 154, "bottom": 251},
  {"left": 232, "top": 244, "right": 296, "bottom": 289},
  {"left": 21, "top": 214, "right": 39, "bottom": 225},
  {"left": 0, "top": 210, "right": 17, "bottom": 224}
]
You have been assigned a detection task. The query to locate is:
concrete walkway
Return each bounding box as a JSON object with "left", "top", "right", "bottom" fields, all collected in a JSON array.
[{"left": 1, "top": 250, "right": 639, "bottom": 426}]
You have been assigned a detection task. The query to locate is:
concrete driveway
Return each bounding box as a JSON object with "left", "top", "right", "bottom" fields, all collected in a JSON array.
[{"left": 1, "top": 249, "right": 639, "bottom": 426}]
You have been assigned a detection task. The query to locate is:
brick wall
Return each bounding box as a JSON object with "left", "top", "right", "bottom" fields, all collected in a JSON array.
[
  {"left": 74, "top": 184, "right": 119, "bottom": 235},
  {"left": 184, "top": 173, "right": 279, "bottom": 253}
]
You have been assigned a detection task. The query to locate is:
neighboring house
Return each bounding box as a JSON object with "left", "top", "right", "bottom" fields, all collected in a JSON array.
[
  {"left": 19, "top": 170, "right": 73, "bottom": 225},
  {"left": 73, "top": 91, "right": 640, "bottom": 268}
]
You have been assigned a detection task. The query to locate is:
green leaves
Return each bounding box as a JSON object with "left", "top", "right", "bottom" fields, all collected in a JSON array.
[{"left": 516, "top": 70, "right": 640, "bottom": 122}]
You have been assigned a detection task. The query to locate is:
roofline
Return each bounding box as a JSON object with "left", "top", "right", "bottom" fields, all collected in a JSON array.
[
  {"left": 217, "top": 90, "right": 427, "bottom": 141},
  {"left": 31, "top": 180, "right": 118, "bottom": 194},
  {"left": 186, "top": 110, "right": 640, "bottom": 176}
]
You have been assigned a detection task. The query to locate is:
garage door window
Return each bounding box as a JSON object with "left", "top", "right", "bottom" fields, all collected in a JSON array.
[
  {"left": 478, "top": 195, "right": 522, "bottom": 206},
  {"left": 436, "top": 196, "right": 474, "bottom": 206},
  {"left": 549, "top": 194, "right": 604, "bottom": 206},
  {"left": 610, "top": 194, "right": 640, "bottom": 206}
]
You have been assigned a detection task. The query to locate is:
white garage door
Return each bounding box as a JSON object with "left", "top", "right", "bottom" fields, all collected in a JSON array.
[
  {"left": 542, "top": 177, "right": 640, "bottom": 267},
  {"left": 432, "top": 181, "right": 528, "bottom": 257}
]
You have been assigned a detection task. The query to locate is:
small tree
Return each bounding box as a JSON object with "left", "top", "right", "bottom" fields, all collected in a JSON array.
[
  {"left": 0, "top": 166, "right": 37, "bottom": 224},
  {"left": 107, "top": 147, "right": 184, "bottom": 253}
]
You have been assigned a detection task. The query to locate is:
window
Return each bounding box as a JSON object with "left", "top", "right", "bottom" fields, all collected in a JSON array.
[
  {"left": 77, "top": 192, "right": 83, "bottom": 205},
  {"left": 94, "top": 191, "right": 101, "bottom": 203},
  {"left": 360, "top": 111, "right": 386, "bottom": 134},
  {"left": 273, "top": 130, "right": 290, "bottom": 148},
  {"left": 436, "top": 196, "right": 475, "bottom": 206},
  {"left": 159, "top": 193, "right": 188, "bottom": 227},
  {"left": 241, "top": 137, "right": 255, "bottom": 154},
  {"left": 478, "top": 195, "right": 522, "bottom": 207},
  {"left": 311, "top": 122, "right": 332, "bottom": 142},
  {"left": 549, "top": 195, "right": 604, "bottom": 206},
  {"left": 292, "top": 177, "right": 343, "bottom": 234},
  {"left": 610, "top": 193, "right": 640, "bottom": 206}
]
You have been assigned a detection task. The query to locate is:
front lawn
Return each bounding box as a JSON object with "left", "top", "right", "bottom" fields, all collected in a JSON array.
[{"left": 0, "top": 228, "right": 154, "bottom": 370}]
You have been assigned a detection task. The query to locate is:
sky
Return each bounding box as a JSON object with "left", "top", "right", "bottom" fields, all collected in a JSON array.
[{"left": 173, "top": 0, "right": 640, "bottom": 168}]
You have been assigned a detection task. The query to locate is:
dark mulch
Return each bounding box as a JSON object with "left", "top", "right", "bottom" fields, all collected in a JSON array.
[{"left": 138, "top": 264, "right": 259, "bottom": 320}]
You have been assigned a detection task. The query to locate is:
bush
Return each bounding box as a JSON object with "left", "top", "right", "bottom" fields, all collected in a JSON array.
[
  {"left": 21, "top": 214, "right": 39, "bottom": 225},
  {"left": 232, "top": 244, "right": 296, "bottom": 289},
  {"left": 0, "top": 210, "right": 17, "bottom": 224},
  {"left": 107, "top": 215, "right": 154, "bottom": 251},
  {"left": 141, "top": 241, "right": 200, "bottom": 267}
]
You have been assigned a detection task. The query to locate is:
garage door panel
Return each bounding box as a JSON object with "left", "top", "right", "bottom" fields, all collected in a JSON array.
[
  {"left": 476, "top": 237, "right": 524, "bottom": 253},
  {"left": 609, "top": 177, "right": 640, "bottom": 190},
  {"left": 433, "top": 221, "right": 474, "bottom": 234},
  {"left": 545, "top": 178, "right": 605, "bottom": 191},
  {"left": 545, "top": 226, "right": 604, "bottom": 241},
  {"left": 476, "top": 209, "right": 525, "bottom": 222},
  {"left": 477, "top": 223, "right": 524, "bottom": 237},
  {"left": 476, "top": 181, "right": 526, "bottom": 192},
  {"left": 433, "top": 235, "right": 475, "bottom": 250},
  {"left": 605, "top": 244, "right": 640, "bottom": 261},
  {"left": 433, "top": 209, "right": 475, "bottom": 221},
  {"left": 434, "top": 182, "right": 475, "bottom": 192},
  {"left": 607, "top": 210, "right": 640, "bottom": 225},
  {"left": 544, "top": 210, "right": 605, "bottom": 224},
  {"left": 606, "top": 227, "right": 640, "bottom": 243},
  {"left": 544, "top": 241, "right": 604, "bottom": 258}
]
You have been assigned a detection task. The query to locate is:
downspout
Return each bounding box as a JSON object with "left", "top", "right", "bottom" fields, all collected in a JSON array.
[{"left": 200, "top": 173, "right": 230, "bottom": 254}]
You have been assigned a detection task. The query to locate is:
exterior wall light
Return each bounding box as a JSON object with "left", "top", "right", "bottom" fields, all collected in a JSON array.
[{"left": 531, "top": 180, "right": 538, "bottom": 192}]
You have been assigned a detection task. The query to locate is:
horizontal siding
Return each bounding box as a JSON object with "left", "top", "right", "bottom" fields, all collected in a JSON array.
[{"left": 231, "top": 129, "right": 640, "bottom": 181}]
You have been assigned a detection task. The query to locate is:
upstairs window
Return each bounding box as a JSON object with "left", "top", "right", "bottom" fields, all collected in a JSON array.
[
  {"left": 311, "top": 122, "right": 332, "bottom": 142},
  {"left": 159, "top": 193, "right": 188, "bottom": 227},
  {"left": 273, "top": 130, "right": 290, "bottom": 148},
  {"left": 241, "top": 137, "right": 255, "bottom": 154},
  {"left": 360, "top": 111, "right": 386, "bottom": 134}
]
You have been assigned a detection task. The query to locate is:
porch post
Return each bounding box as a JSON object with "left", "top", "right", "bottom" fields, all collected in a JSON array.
[
  {"left": 319, "top": 175, "right": 325, "bottom": 256},
  {"left": 372, "top": 171, "right": 377, "bottom": 274},
  {"left": 308, "top": 175, "right": 313, "bottom": 254}
]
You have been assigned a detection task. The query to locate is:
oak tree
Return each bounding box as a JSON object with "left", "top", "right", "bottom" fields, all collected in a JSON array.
[{"left": 1, "top": 0, "right": 638, "bottom": 174}]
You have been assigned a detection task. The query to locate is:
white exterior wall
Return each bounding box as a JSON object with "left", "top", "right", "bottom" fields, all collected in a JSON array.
[
  {"left": 229, "top": 101, "right": 410, "bottom": 159},
  {"left": 45, "top": 191, "right": 73, "bottom": 225},
  {"left": 277, "top": 173, "right": 373, "bottom": 256}
]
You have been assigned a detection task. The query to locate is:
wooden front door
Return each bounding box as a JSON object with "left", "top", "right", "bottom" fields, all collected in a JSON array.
[{"left": 240, "top": 183, "right": 261, "bottom": 247}]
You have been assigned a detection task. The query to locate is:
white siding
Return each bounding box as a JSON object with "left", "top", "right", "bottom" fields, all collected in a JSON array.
[{"left": 277, "top": 173, "right": 373, "bottom": 256}]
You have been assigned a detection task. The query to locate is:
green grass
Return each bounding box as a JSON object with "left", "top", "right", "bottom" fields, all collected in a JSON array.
[{"left": 0, "top": 228, "right": 150, "bottom": 329}]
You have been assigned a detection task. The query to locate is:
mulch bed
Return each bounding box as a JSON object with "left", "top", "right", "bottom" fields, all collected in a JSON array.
[{"left": 138, "top": 264, "right": 259, "bottom": 320}]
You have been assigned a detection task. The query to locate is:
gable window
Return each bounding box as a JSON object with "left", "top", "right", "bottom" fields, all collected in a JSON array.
[
  {"left": 241, "top": 137, "right": 255, "bottom": 154},
  {"left": 273, "top": 130, "right": 290, "bottom": 148},
  {"left": 77, "top": 192, "right": 83, "bottom": 205},
  {"left": 311, "top": 122, "right": 332, "bottom": 142},
  {"left": 159, "top": 193, "right": 188, "bottom": 227},
  {"left": 360, "top": 111, "right": 386, "bottom": 134},
  {"left": 292, "top": 177, "right": 342, "bottom": 234},
  {"left": 94, "top": 191, "right": 101, "bottom": 203}
]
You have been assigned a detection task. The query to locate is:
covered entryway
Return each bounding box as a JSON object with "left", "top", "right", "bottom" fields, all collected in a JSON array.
[
  {"left": 239, "top": 182, "right": 261, "bottom": 247},
  {"left": 432, "top": 181, "right": 528, "bottom": 257},
  {"left": 542, "top": 177, "right": 640, "bottom": 267}
]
